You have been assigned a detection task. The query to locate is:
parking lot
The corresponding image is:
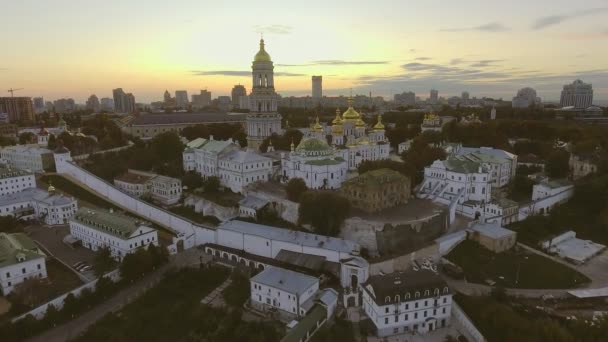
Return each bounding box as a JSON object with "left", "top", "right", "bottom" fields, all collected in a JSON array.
[{"left": 24, "top": 224, "right": 97, "bottom": 282}]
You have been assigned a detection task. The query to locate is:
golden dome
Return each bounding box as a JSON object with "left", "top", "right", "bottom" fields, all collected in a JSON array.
[
  {"left": 48, "top": 184, "right": 56, "bottom": 193},
  {"left": 332, "top": 109, "right": 343, "bottom": 124},
  {"left": 312, "top": 116, "right": 323, "bottom": 132},
  {"left": 356, "top": 118, "right": 366, "bottom": 127},
  {"left": 373, "top": 115, "right": 385, "bottom": 131},
  {"left": 254, "top": 39, "right": 272, "bottom": 62},
  {"left": 342, "top": 97, "right": 361, "bottom": 121}
]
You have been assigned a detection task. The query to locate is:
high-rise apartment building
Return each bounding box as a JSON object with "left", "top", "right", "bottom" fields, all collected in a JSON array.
[
  {"left": 32, "top": 97, "right": 45, "bottom": 114},
  {"left": 312, "top": 76, "right": 322, "bottom": 99},
  {"left": 112, "top": 88, "right": 135, "bottom": 113},
  {"left": 394, "top": 91, "right": 416, "bottom": 106},
  {"left": 430, "top": 89, "right": 439, "bottom": 104},
  {"left": 175, "top": 90, "right": 189, "bottom": 109},
  {"left": 100, "top": 98, "right": 114, "bottom": 112},
  {"left": 462, "top": 91, "right": 470, "bottom": 102},
  {"left": 560, "top": 79, "right": 593, "bottom": 109},
  {"left": 191, "top": 90, "right": 211, "bottom": 109},
  {"left": 86, "top": 94, "right": 100, "bottom": 112},
  {"left": 0, "top": 97, "right": 34, "bottom": 123},
  {"left": 231, "top": 85, "right": 247, "bottom": 109},
  {"left": 53, "top": 98, "right": 76, "bottom": 113}
]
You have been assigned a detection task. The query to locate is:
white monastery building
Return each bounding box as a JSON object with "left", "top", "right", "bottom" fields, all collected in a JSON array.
[
  {"left": 0, "top": 167, "right": 36, "bottom": 196},
  {"left": 0, "top": 232, "right": 47, "bottom": 295},
  {"left": 114, "top": 169, "right": 182, "bottom": 206},
  {"left": 361, "top": 270, "right": 452, "bottom": 337},
  {"left": 0, "top": 186, "right": 78, "bottom": 225},
  {"left": 0, "top": 145, "right": 55, "bottom": 173},
  {"left": 69, "top": 207, "right": 158, "bottom": 261},
  {"left": 183, "top": 137, "right": 273, "bottom": 193}
]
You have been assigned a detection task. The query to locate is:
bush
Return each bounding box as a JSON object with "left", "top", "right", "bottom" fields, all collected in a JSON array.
[
  {"left": 298, "top": 191, "right": 350, "bottom": 236},
  {"left": 222, "top": 272, "right": 250, "bottom": 307},
  {"left": 286, "top": 178, "right": 307, "bottom": 202}
]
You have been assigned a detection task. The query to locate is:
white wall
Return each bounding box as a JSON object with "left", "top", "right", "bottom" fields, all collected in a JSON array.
[{"left": 0, "top": 256, "right": 47, "bottom": 295}]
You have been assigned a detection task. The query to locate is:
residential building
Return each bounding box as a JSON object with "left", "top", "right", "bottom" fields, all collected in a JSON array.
[
  {"left": 69, "top": 207, "right": 158, "bottom": 261},
  {"left": 217, "top": 96, "right": 232, "bottom": 111},
  {"left": 361, "top": 270, "right": 452, "bottom": 337},
  {"left": 0, "top": 232, "right": 47, "bottom": 295},
  {"left": 429, "top": 89, "right": 438, "bottom": 104},
  {"left": 484, "top": 197, "right": 519, "bottom": 226},
  {"left": 175, "top": 90, "right": 189, "bottom": 109},
  {"left": 117, "top": 112, "right": 245, "bottom": 138},
  {"left": 238, "top": 195, "right": 269, "bottom": 218},
  {"left": 191, "top": 90, "right": 212, "bottom": 109},
  {"left": 53, "top": 98, "right": 76, "bottom": 113},
  {"left": 113, "top": 88, "right": 136, "bottom": 113},
  {"left": 231, "top": 85, "right": 247, "bottom": 109},
  {"left": 100, "top": 97, "right": 114, "bottom": 112},
  {"left": 560, "top": 79, "right": 593, "bottom": 109},
  {"left": 569, "top": 153, "right": 598, "bottom": 180},
  {"left": 461, "top": 91, "right": 470, "bottom": 104},
  {"left": 0, "top": 97, "right": 34, "bottom": 123},
  {"left": 33, "top": 97, "right": 45, "bottom": 114},
  {"left": 532, "top": 179, "right": 573, "bottom": 202},
  {"left": 451, "top": 146, "right": 518, "bottom": 187},
  {"left": 340, "top": 169, "right": 411, "bottom": 214},
  {"left": 312, "top": 76, "right": 322, "bottom": 103},
  {"left": 250, "top": 267, "right": 319, "bottom": 319},
  {"left": 246, "top": 38, "right": 283, "bottom": 150},
  {"left": 86, "top": 94, "right": 101, "bottom": 112},
  {"left": 0, "top": 123, "right": 18, "bottom": 138},
  {"left": 468, "top": 221, "right": 517, "bottom": 253},
  {"left": 512, "top": 87, "right": 541, "bottom": 108},
  {"left": 0, "top": 187, "right": 78, "bottom": 225},
  {"left": 0, "top": 168, "right": 35, "bottom": 196},
  {"left": 394, "top": 91, "right": 416, "bottom": 107},
  {"left": 0, "top": 145, "right": 55, "bottom": 172},
  {"left": 183, "top": 137, "right": 273, "bottom": 193},
  {"left": 114, "top": 169, "right": 182, "bottom": 206}
]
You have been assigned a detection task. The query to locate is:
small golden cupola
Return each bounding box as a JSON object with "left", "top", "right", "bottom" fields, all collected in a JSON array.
[
  {"left": 373, "top": 114, "right": 385, "bottom": 131},
  {"left": 332, "top": 108, "right": 343, "bottom": 124},
  {"left": 342, "top": 96, "right": 361, "bottom": 121},
  {"left": 312, "top": 116, "right": 323, "bottom": 132}
]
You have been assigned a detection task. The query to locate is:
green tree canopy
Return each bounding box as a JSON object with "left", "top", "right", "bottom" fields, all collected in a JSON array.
[
  {"left": 285, "top": 178, "right": 307, "bottom": 202},
  {"left": 298, "top": 191, "right": 350, "bottom": 236}
]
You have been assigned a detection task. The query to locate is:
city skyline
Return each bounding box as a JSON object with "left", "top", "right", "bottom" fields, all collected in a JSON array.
[{"left": 1, "top": 0, "right": 608, "bottom": 103}]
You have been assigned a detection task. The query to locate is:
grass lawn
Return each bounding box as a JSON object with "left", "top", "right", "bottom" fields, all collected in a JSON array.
[
  {"left": 73, "top": 267, "right": 284, "bottom": 342},
  {"left": 446, "top": 240, "right": 590, "bottom": 289}
]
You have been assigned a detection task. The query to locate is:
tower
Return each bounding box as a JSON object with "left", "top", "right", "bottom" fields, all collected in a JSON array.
[
  {"left": 246, "top": 38, "right": 282, "bottom": 150},
  {"left": 312, "top": 76, "right": 322, "bottom": 105}
]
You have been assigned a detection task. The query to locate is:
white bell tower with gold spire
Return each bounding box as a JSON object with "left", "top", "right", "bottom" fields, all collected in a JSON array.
[{"left": 246, "top": 37, "right": 283, "bottom": 150}]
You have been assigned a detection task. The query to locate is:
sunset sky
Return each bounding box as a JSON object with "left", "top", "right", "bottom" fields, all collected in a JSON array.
[{"left": 1, "top": 0, "right": 608, "bottom": 103}]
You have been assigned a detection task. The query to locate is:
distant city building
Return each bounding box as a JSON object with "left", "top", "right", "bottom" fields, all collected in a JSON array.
[
  {"left": 0, "top": 232, "right": 47, "bottom": 295},
  {"left": 217, "top": 96, "right": 232, "bottom": 111},
  {"left": 100, "top": 97, "right": 114, "bottom": 112},
  {"left": 112, "top": 88, "right": 135, "bottom": 113},
  {"left": 86, "top": 94, "right": 100, "bottom": 112},
  {"left": 117, "top": 112, "right": 245, "bottom": 138},
  {"left": 461, "top": 91, "right": 470, "bottom": 103},
  {"left": 69, "top": 207, "right": 158, "bottom": 261},
  {"left": 560, "top": 79, "right": 593, "bottom": 109},
  {"left": 0, "top": 97, "right": 34, "bottom": 123},
  {"left": 312, "top": 76, "right": 322, "bottom": 103},
  {"left": 183, "top": 137, "right": 273, "bottom": 193},
  {"left": 490, "top": 106, "right": 496, "bottom": 120},
  {"left": 175, "top": 90, "right": 189, "bottom": 109},
  {"left": 0, "top": 123, "right": 18, "bottom": 138},
  {"left": 114, "top": 169, "right": 182, "bottom": 206},
  {"left": 429, "top": 89, "right": 439, "bottom": 104},
  {"left": 512, "top": 87, "right": 541, "bottom": 109},
  {"left": 0, "top": 187, "right": 78, "bottom": 225},
  {"left": 0, "top": 145, "right": 55, "bottom": 173},
  {"left": 32, "top": 97, "right": 45, "bottom": 114},
  {"left": 569, "top": 153, "right": 598, "bottom": 180},
  {"left": 361, "top": 270, "right": 452, "bottom": 337},
  {"left": 191, "top": 90, "right": 211, "bottom": 109},
  {"left": 394, "top": 91, "right": 416, "bottom": 107},
  {"left": 246, "top": 38, "right": 283, "bottom": 150},
  {"left": 340, "top": 168, "right": 411, "bottom": 214},
  {"left": 53, "top": 98, "right": 76, "bottom": 113},
  {"left": 231, "top": 85, "right": 247, "bottom": 110}
]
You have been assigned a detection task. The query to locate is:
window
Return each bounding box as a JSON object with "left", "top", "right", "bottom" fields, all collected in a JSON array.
[{"left": 384, "top": 317, "right": 388, "bottom": 324}]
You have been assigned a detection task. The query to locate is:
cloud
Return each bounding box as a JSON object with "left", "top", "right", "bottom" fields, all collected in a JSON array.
[
  {"left": 441, "top": 22, "right": 509, "bottom": 32},
  {"left": 469, "top": 59, "right": 503, "bottom": 68},
  {"left": 450, "top": 58, "right": 464, "bottom": 65},
  {"left": 276, "top": 60, "right": 389, "bottom": 67},
  {"left": 191, "top": 70, "right": 305, "bottom": 77},
  {"left": 252, "top": 24, "right": 293, "bottom": 34},
  {"left": 532, "top": 8, "right": 608, "bottom": 30},
  {"left": 559, "top": 29, "right": 608, "bottom": 40},
  {"left": 415, "top": 57, "right": 432, "bottom": 61}
]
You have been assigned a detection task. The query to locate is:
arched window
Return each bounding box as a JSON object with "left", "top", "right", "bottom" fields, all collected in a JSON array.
[
  {"left": 424, "top": 290, "right": 430, "bottom": 296},
  {"left": 443, "top": 287, "right": 449, "bottom": 294},
  {"left": 385, "top": 296, "right": 391, "bottom": 304},
  {"left": 434, "top": 288, "right": 440, "bottom": 296},
  {"left": 415, "top": 292, "right": 420, "bottom": 298},
  {"left": 405, "top": 292, "right": 410, "bottom": 300},
  {"left": 395, "top": 295, "right": 400, "bottom": 303}
]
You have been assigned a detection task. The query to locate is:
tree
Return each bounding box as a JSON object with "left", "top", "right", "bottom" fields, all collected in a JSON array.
[
  {"left": 545, "top": 150, "right": 570, "bottom": 178},
  {"left": 358, "top": 159, "right": 407, "bottom": 176},
  {"left": 151, "top": 131, "right": 183, "bottom": 163},
  {"left": 299, "top": 191, "right": 350, "bottom": 236},
  {"left": 286, "top": 178, "right": 307, "bottom": 202},
  {"left": 47, "top": 134, "right": 57, "bottom": 150},
  {"left": 93, "top": 246, "right": 115, "bottom": 277},
  {"left": 204, "top": 176, "right": 221, "bottom": 193},
  {"left": 182, "top": 171, "right": 204, "bottom": 190},
  {"left": 19, "top": 132, "right": 35, "bottom": 145}
]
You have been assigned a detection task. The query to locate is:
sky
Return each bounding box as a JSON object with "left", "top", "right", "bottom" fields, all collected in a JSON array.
[{"left": 1, "top": 0, "right": 608, "bottom": 104}]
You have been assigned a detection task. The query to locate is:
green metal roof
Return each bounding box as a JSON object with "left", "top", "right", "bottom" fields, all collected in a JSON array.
[
  {"left": 296, "top": 138, "right": 331, "bottom": 152},
  {"left": 0, "top": 233, "right": 45, "bottom": 268},
  {"left": 280, "top": 305, "right": 327, "bottom": 342},
  {"left": 71, "top": 207, "right": 150, "bottom": 239},
  {"left": 0, "top": 168, "right": 31, "bottom": 180},
  {"left": 443, "top": 158, "right": 484, "bottom": 173},
  {"left": 305, "top": 157, "right": 345, "bottom": 166}
]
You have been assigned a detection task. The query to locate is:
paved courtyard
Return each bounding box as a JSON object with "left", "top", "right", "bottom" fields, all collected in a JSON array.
[
  {"left": 24, "top": 224, "right": 97, "bottom": 281},
  {"left": 365, "top": 319, "right": 471, "bottom": 342}
]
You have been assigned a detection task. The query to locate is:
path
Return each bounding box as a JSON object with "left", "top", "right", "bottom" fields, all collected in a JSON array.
[
  {"left": 347, "top": 307, "right": 362, "bottom": 342},
  {"left": 200, "top": 277, "right": 232, "bottom": 307}
]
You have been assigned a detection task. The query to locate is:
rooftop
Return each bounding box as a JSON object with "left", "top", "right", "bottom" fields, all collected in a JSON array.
[
  {"left": 342, "top": 168, "right": 409, "bottom": 188},
  {"left": 239, "top": 195, "right": 269, "bottom": 210},
  {"left": 0, "top": 167, "right": 32, "bottom": 179},
  {"left": 470, "top": 221, "right": 516, "bottom": 239},
  {"left": 280, "top": 305, "right": 327, "bottom": 342},
  {"left": 219, "top": 220, "right": 359, "bottom": 254},
  {"left": 223, "top": 150, "right": 272, "bottom": 164},
  {"left": 443, "top": 158, "right": 485, "bottom": 174},
  {"left": 540, "top": 178, "right": 573, "bottom": 189},
  {"left": 251, "top": 267, "right": 318, "bottom": 295},
  {"left": 184, "top": 138, "right": 235, "bottom": 154},
  {"left": 114, "top": 171, "right": 153, "bottom": 184},
  {"left": 71, "top": 207, "right": 153, "bottom": 239},
  {"left": 455, "top": 146, "right": 516, "bottom": 161},
  {"left": 0, "top": 232, "right": 45, "bottom": 268},
  {"left": 128, "top": 113, "right": 245, "bottom": 126},
  {"left": 0, "top": 187, "right": 76, "bottom": 207},
  {"left": 0, "top": 144, "right": 53, "bottom": 156},
  {"left": 363, "top": 269, "right": 449, "bottom": 304}
]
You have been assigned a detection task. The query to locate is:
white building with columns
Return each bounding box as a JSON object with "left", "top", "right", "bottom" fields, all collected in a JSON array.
[
  {"left": 183, "top": 137, "right": 273, "bottom": 193},
  {"left": 246, "top": 38, "right": 283, "bottom": 150},
  {"left": 361, "top": 270, "right": 452, "bottom": 337}
]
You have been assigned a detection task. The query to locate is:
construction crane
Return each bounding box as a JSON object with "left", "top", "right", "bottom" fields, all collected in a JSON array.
[{"left": 7, "top": 88, "right": 23, "bottom": 97}]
